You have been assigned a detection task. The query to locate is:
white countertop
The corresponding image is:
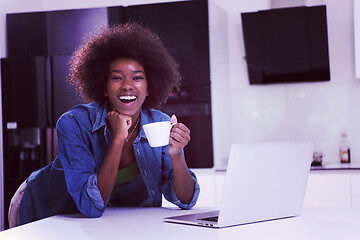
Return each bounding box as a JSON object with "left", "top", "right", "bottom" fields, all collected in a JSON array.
[
  {"left": 311, "top": 162, "right": 360, "bottom": 170},
  {"left": 1, "top": 207, "right": 359, "bottom": 240}
]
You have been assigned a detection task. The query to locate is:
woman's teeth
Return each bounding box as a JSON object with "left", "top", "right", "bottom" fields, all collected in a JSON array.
[{"left": 119, "top": 96, "right": 137, "bottom": 103}]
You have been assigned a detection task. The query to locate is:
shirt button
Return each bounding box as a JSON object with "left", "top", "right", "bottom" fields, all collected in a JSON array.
[
  {"left": 151, "top": 190, "right": 155, "bottom": 195},
  {"left": 143, "top": 170, "right": 148, "bottom": 176},
  {"left": 136, "top": 149, "right": 140, "bottom": 155}
]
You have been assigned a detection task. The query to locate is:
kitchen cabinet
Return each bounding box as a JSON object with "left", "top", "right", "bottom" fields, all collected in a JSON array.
[
  {"left": 303, "top": 172, "right": 352, "bottom": 208},
  {"left": 162, "top": 169, "right": 223, "bottom": 208},
  {"left": 174, "top": 169, "right": 360, "bottom": 208},
  {"left": 351, "top": 174, "right": 360, "bottom": 208}
]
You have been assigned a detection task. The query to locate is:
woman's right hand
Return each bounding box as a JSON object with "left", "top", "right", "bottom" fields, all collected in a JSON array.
[{"left": 107, "top": 109, "right": 132, "bottom": 142}]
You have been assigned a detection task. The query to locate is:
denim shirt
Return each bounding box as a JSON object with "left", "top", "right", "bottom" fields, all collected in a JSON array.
[{"left": 19, "top": 101, "right": 200, "bottom": 225}]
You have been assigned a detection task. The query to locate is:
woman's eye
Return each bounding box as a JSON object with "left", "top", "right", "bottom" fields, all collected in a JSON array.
[
  {"left": 111, "top": 76, "right": 122, "bottom": 81},
  {"left": 134, "top": 76, "right": 144, "bottom": 81}
]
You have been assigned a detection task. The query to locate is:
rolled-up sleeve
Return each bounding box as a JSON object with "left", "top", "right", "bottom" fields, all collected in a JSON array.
[
  {"left": 86, "top": 174, "right": 106, "bottom": 210},
  {"left": 56, "top": 113, "right": 106, "bottom": 218},
  {"left": 168, "top": 170, "right": 200, "bottom": 209}
]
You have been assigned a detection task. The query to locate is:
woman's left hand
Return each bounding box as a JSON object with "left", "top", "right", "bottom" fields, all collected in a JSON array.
[{"left": 169, "top": 115, "right": 191, "bottom": 157}]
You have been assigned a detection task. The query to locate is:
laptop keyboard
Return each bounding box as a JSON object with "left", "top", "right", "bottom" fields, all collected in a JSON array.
[{"left": 198, "top": 216, "right": 219, "bottom": 222}]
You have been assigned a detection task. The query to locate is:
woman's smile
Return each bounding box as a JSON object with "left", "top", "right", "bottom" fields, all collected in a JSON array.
[{"left": 119, "top": 95, "right": 137, "bottom": 103}]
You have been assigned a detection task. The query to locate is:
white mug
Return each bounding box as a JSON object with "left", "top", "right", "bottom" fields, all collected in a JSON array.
[{"left": 142, "top": 121, "right": 175, "bottom": 147}]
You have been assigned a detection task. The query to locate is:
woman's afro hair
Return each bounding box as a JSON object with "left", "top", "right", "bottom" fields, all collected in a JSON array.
[{"left": 67, "top": 22, "right": 181, "bottom": 108}]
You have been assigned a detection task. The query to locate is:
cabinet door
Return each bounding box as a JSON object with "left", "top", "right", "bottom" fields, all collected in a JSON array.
[
  {"left": 6, "top": 8, "right": 108, "bottom": 56},
  {"left": 6, "top": 12, "right": 48, "bottom": 56},
  {"left": 52, "top": 56, "right": 85, "bottom": 126},
  {"left": 161, "top": 170, "right": 218, "bottom": 208},
  {"left": 304, "top": 173, "right": 352, "bottom": 208},
  {"left": 46, "top": 8, "right": 108, "bottom": 55},
  {"left": 350, "top": 174, "right": 360, "bottom": 208},
  {"left": 124, "top": 0, "right": 210, "bottom": 87},
  {"left": 1, "top": 57, "right": 48, "bottom": 128}
]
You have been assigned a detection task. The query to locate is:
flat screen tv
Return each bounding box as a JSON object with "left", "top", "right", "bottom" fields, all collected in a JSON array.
[{"left": 241, "top": 5, "right": 330, "bottom": 85}]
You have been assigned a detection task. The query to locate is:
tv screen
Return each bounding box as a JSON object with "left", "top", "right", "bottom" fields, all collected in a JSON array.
[{"left": 241, "top": 5, "right": 330, "bottom": 84}]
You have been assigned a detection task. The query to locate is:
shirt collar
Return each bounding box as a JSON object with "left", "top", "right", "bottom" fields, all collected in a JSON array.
[
  {"left": 137, "top": 109, "right": 151, "bottom": 142},
  {"left": 92, "top": 100, "right": 109, "bottom": 133},
  {"left": 92, "top": 100, "right": 152, "bottom": 140}
]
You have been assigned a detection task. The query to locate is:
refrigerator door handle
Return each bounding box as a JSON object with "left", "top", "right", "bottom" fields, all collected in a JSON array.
[{"left": 44, "top": 56, "right": 52, "bottom": 127}]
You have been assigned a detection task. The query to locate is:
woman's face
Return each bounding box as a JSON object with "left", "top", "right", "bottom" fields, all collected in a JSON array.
[{"left": 105, "top": 58, "right": 148, "bottom": 118}]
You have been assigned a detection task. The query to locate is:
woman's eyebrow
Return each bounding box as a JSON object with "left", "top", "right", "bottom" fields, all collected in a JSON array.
[
  {"left": 110, "top": 70, "right": 122, "bottom": 73},
  {"left": 110, "top": 70, "right": 145, "bottom": 73}
]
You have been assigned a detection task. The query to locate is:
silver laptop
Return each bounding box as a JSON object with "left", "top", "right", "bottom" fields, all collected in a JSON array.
[{"left": 164, "top": 141, "right": 314, "bottom": 228}]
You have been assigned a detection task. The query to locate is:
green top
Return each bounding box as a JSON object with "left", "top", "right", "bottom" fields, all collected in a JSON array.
[{"left": 111, "top": 160, "right": 140, "bottom": 196}]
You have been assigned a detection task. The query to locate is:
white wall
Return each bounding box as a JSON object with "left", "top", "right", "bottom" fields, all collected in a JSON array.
[
  {"left": 355, "top": 0, "right": 360, "bottom": 78},
  {"left": 209, "top": 0, "right": 271, "bottom": 169},
  {"left": 0, "top": 0, "right": 359, "bottom": 229}
]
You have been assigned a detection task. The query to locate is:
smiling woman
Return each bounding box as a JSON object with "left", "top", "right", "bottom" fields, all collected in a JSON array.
[
  {"left": 105, "top": 58, "right": 148, "bottom": 119},
  {"left": 8, "top": 23, "right": 200, "bottom": 228}
]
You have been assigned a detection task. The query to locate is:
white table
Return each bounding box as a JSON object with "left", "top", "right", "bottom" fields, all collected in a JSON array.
[{"left": 0, "top": 207, "right": 359, "bottom": 240}]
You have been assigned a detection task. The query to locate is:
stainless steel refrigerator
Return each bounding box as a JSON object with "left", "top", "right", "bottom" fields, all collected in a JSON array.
[{"left": 1, "top": 55, "right": 84, "bottom": 228}]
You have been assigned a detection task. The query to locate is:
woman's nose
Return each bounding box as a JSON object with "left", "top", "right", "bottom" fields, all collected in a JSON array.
[{"left": 121, "top": 77, "right": 133, "bottom": 90}]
